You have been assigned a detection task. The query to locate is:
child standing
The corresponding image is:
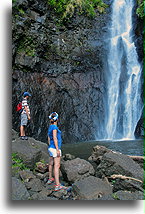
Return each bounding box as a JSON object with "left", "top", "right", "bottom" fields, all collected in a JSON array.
[{"left": 47, "top": 112, "right": 67, "bottom": 191}]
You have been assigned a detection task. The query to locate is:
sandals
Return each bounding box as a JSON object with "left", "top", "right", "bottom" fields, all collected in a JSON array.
[
  {"left": 54, "top": 184, "right": 68, "bottom": 191},
  {"left": 47, "top": 178, "right": 55, "bottom": 184},
  {"left": 47, "top": 179, "right": 68, "bottom": 191},
  {"left": 20, "top": 136, "right": 28, "bottom": 140}
]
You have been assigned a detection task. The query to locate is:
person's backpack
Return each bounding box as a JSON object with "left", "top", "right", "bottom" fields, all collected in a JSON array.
[{"left": 16, "top": 102, "right": 22, "bottom": 113}]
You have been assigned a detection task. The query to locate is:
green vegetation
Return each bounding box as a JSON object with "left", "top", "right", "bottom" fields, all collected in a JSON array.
[
  {"left": 47, "top": 0, "right": 108, "bottom": 20},
  {"left": 136, "top": 0, "right": 144, "bottom": 69},
  {"left": 12, "top": 0, "right": 26, "bottom": 16},
  {"left": 112, "top": 193, "right": 120, "bottom": 200},
  {"left": 136, "top": 0, "right": 145, "bottom": 18},
  {"left": 18, "top": 8, "right": 25, "bottom": 15},
  {"left": 17, "top": 37, "right": 36, "bottom": 57},
  {"left": 144, "top": 28, "right": 145, "bottom": 65},
  {"left": 111, "top": 180, "right": 116, "bottom": 184},
  {"left": 39, "top": 159, "right": 46, "bottom": 164},
  {"left": 12, "top": 153, "right": 29, "bottom": 170}
]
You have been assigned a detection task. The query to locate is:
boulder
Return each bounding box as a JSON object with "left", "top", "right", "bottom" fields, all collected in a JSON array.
[
  {"left": 111, "top": 179, "right": 144, "bottom": 193},
  {"left": 12, "top": 166, "right": 22, "bottom": 178},
  {"left": 114, "top": 190, "right": 144, "bottom": 200},
  {"left": 35, "top": 172, "right": 49, "bottom": 180},
  {"left": 12, "top": 129, "right": 19, "bottom": 141},
  {"left": 72, "top": 176, "right": 113, "bottom": 200},
  {"left": 30, "top": 187, "right": 53, "bottom": 200},
  {"left": 24, "top": 178, "right": 43, "bottom": 192},
  {"left": 89, "top": 145, "right": 111, "bottom": 159},
  {"left": 52, "top": 189, "right": 68, "bottom": 199},
  {"left": 12, "top": 137, "right": 48, "bottom": 169},
  {"left": 61, "top": 158, "right": 95, "bottom": 183},
  {"left": 63, "top": 153, "right": 76, "bottom": 161},
  {"left": 12, "top": 177, "right": 30, "bottom": 200},
  {"left": 128, "top": 155, "right": 144, "bottom": 169},
  {"left": 39, "top": 187, "right": 53, "bottom": 196},
  {"left": 88, "top": 145, "right": 111, "bottom": 164},
  {"left": 35, "top": 162, "right": 48, "bottom": 173},
  {"left": 19, "top": 170, "right": 36, "bottom": 182},
  {"left": 97, "top": 194, "right": 115, "bottom": 200},
  {"left": 40, "top": 151, "right": 50, "bottom": 164},
  {"left": 31, "top": 193, "right": 58, "bottom": 200},
  {"left": 96, "top": 151, "right": 144, "bottom": 181}
]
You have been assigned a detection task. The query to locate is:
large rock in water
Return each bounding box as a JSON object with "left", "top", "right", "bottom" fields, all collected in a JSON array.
[
  {"left": 88, "top": 145, "right": 111, "bottom": 163},
  {"left": 12, "top": 177, "right": 30, "bottom": 200},
  {"left": 72, "top": 176, "right": 113, "bottom": 200},
  {"left": 12, "top": 137, "right": 48, "bottom": 169},
  {"left": 96, "top": 151, "right": 144, "bottom": 181},
  {"left": 61, "top": 158, "right": 95, "bottom": 183}
]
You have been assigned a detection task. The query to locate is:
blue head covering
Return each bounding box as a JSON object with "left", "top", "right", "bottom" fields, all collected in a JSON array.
[
  {"left": 49, "top": 112, "right": 59, "bottom": 121},
  {"left": 23, "top": 92, "right": 32, "bottom": 97}
]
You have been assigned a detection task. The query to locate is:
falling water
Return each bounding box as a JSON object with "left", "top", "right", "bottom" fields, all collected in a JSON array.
[{"left": 105, "top": 0, "right": 143, "bottom": 140}]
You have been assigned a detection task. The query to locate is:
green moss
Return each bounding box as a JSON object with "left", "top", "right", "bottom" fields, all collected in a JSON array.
[
  {"left": 47, "top": 0, "right": 108, "bottom": 21},
  {"left": 12, "top": 153, "right": 29, "bottom": 170}
]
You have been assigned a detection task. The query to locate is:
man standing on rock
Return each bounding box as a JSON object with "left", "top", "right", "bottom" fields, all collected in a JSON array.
[{"left": 20, "top": 91, "right": 31, "bottom": 140}]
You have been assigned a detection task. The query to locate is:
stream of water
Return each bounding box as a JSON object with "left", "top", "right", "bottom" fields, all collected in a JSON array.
[{"left": 104, "top": 0, "right": 143, "bottom": 140}]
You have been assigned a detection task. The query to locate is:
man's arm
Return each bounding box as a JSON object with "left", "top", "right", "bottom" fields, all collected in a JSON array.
[
  {"left": 24, "top": 106, "right": 30, "bottom": 120},
  {"left": 48, "top": 136, "right": 50, "bottom": 145}
]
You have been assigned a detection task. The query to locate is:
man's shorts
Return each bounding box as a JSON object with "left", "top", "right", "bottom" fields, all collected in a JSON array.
[
  {"left": 21, "top": 113, "right": 28, "bottom": 126},
  {"left": 48, "top": 147, "right": 62, "bottom": 158}
]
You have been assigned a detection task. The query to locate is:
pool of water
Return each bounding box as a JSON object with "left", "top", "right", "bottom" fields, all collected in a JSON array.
[{"left": 62, "top": 139, "right": 144, "bottom": 160}]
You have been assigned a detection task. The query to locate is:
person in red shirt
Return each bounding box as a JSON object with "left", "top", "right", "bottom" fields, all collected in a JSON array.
[{"left": 20, "top": 92, "right": 31, "bottom": 140}]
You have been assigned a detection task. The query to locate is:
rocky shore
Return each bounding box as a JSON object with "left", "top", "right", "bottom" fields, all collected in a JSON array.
[{"left": 12, "top": 129, "right": 144, "bottom": 200}]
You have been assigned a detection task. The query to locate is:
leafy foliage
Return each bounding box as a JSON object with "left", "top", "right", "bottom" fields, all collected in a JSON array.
[
  {"left": 47, "top": 0, "right": 108, "bottom": 20},
  {"left": 12, "top": 153, "right": 29, "bottom": 170},
  {"left": 136, "top": 0, "right": 145, "bottom": 18},
  {"left": 112, "top": 193, "right": 120, "bottom": 200}
]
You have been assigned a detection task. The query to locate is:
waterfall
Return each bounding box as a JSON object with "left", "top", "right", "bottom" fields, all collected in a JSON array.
[{"left": 105, "top": 0, "right": 143, "bottom": 140}]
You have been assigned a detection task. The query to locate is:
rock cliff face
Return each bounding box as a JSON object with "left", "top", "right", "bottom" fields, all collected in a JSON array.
[{"left": 12, "top": 0, "right": 143, "bottom": 143}]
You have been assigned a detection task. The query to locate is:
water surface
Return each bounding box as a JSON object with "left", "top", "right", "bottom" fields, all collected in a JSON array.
[{"left": 62, "top": 139, "right": 144, "bottom": 160}]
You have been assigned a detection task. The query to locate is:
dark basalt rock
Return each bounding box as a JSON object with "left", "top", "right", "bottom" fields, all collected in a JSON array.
[
  {"left": 12, "top": 177, "right": 30, "bottom": 200},
  {"left": 12, "top": 0, "right": 110, "bottom": 143},
  {"left": 96, "top": 151, "right": 144, "bottom": 181},
  {"left": 11, "top": 132, "right": 144, "bottom": 200},
  {"left": 72, "top": 176, "right": 113, "bottom": 200}
]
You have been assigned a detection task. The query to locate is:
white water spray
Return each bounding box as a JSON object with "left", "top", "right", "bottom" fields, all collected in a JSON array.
[{"left": 105, "top": 0, "right": 143, "bottom": 140}]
